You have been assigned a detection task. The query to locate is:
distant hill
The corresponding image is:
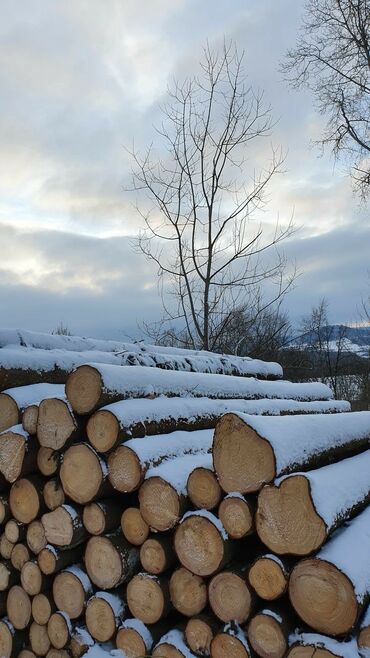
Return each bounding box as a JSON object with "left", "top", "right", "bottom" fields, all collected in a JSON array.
[{"left": 289, "top": 324, "right": 370, "bottom": 359}]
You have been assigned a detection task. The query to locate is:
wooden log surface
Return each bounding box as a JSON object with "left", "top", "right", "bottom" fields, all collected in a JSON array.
[
  {"left": 6, "top": 584, "right": 32, "bottom": 629},
  {"left": 248, "top": 554, "right": 290, "bottom": 600},
  {"left": 0, "top": 618, "right": 26, "bottom": 658},
  {"left": 82, "top": 498, "right": 122, "bottom": 536},
  {"left": 218, "top": 494, "right": 255, "bottom": 539},
  {"left": 127, "top": 573, "right": 171, "bottom": 624},
  {"left": 169, "top": 567, "right": 207, "bottom": 617},
  {"left": 9, "top": 475, "right": 45, "bottom": 524},
  {"left": 0, "top": 426, "right": 37, "bottom": 484},
  {"left": 52, "top": 565, "right": 92, "bottom": 620},
  {"left": 120, "top": 507, "right": 149, "bottom": 546},
  {"left": 41, "top": 505, "right": 87, "bottom": 548},
  {"left": 140, "top": 535, "right": 177, "bottom": 575},
  {"left": 85, "top": 590, "right": 125, "bottom": 642},
  {"left": 247, "top": 608, "right": 292, "bottom": 658},
  {"left": 0, "top": 383, "right": 64, "bottom": 433},
  {"left": 185, "top": 613, "right": 219, "bottom": 657},
  {"left": 116, "top": 618, "right": 155, "bottom": 657},
  {"left": 174, "top": 511, "right": 233, "bottom": 577},
  {"left": 60, "top": 443, "right": 113, "bottom": 504},
  {"left": 153, "top": 629, "right": 198, "bottom": 658},
  {"left": 84, "top": 529, "right": 140, "bottom": 589},
  {"left": 187, "top": 467, "right": 222, "bottom": 510},
  {"left": 211, "top": 624, "right": 250, "bottom": 658},
  {"left": 209, "top": 567, "right": 254, "bottom": 623},
  {"left": 43, "top": 480, "right": 65, "bottom": 511},
  {"left": 37, "top": 398, "right": 83, "bottom": 451}
]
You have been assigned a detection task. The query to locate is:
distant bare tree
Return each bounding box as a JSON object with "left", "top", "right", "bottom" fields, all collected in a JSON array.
[
  {"left": 284, "top": 0, "right": 370, "bottom": 197},
  {"left": 130, "top": 42, "right": 295, "bottom": 351},
  {"left": 52, "top": 322, "right": 72, "bottom": 336}
]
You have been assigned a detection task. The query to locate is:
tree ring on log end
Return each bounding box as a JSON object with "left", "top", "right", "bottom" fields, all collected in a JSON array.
[
  {"left": 174, "top": 515, "right": 225, "bottom": 577},
  {"left": 84, "top": 536, "right": 123, "bottom": 589},
  {"left": 60, "top": 444, "right": 104, "bottom": 504},
  {"left": 248, "top": 557, "right": 287, "bottom": 600},
  {"left": 218, "top": 496, "right": 253, "bottom": 539},
  {"left": 248, "top": 613, "right": 287, "bottom": 658},
  {"left": 108, "top": 446, "right": 141, "bottom": 492},
  {"left": 87, "top": 410, "right": 119, "bottom": 453},
  {"left": 211, "top": 632, "right": 249, "bottom": 658},
  {"left": 127, "top": 574, "right": 166, "bottom": 624},
  {"left": 116, "top": 627, "right": 147, "bottom": 657},
  {"left": 53, "top": 571, "right": 87, "bottom": 619},
  {"left": 209, "top": 571, "right": 252, "bottom": 623},
  {"left": 65, "top": 365, "right": 102, "bottom": 414},
  {"left": 139, "top": 477, "right": 181, "bottom": 531}
]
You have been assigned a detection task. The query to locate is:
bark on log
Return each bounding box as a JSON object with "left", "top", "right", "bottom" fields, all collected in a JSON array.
[
  {"left": 37, "top": 399, "right": 84, "bottom": 450},
  {"left": 26, "top": 520, "right": 47, "bottom": 555},
  {"left": 256, "top": 450, "right": 370, "bottom": 556},
  {"left": 52, "top": 566, "right": 92, "bottom": 620},
  {"left": 60, "top": 443, "right": 113, "bottom": 504},
  {"left": 38, "top": 544, "right": 84, "bottom": 575},
  {"left": 69, "top": 626, "right": 94, "bottom": 658},
  {"left": 10, "top": 543, "right": 30, "bottom": 571},
  {"left": 0, "top": 618, "right": 26, "bottom": 657},
  {"left": 84, "top": 529, "right": 140, "bottom": 589},
  {"left": 29, "top": 621, "right": 51, "bottom": 656},
  {"left": 208, "top": 567, "right": 254, "bottom": 624},
  {"left": 108, "top": 429, "right": 212, "bottom": 493},
  {"left": 0, "top": 426, "right": 37, "bottom": 483},
  {"left": 140, "top": 535, "right": 177, "bottom": 575},
  {"left": 82, "top": 499, "right": 122, "bottom": 536},
  {"left": 139, "top": 453, "right": 212, "bottom": 532},
  {"left": 169, "top": 567, "right": 207, "bottom": 617},
  {"left": 174, "top": 511, "right": 234, "bottom": 577},
  {"left": 211, "top": 624, "right": 251, "bottom": 658},
  {"left": 218, "top": 494, "right": 255, "bottom": 539},
  {"left": 6, "top": 585, "right": 32, "bottom": 629},
  {"left": 9, "top": 475, "right": 46, "bottom": 524},
  {"left": 287, "top": 632, "right": 359, "bottom": 658},
  {"left": 185, "top": 613, "right": 220, "bottom": 657},
  {"left": 127, "top": 573, "right": 171, "bottom": 624},
  {"left": 32, "top": 591, "right": 56, "bottom": 625},
  {"left": 187, "top": 467, "right": 222, "bottom": 510},
  {"left": 116, "top": 618, "right": 155, "bottom": 657},
  {"left": 85, "top": 591, "right": 126, "bottom": 642},
  {"left": 120, "top": 507, "right": 149, "bottom": 546},
  {"left": 289, "top": 505, "right": 370, "bottom": 635},
  {"left": 47, "top": 612, "right": 72, "bottom": 649},
  {"left": 43, "top": 479, "right": 65, "bottom": 511},
  {"left": 0, "top": 383, "right": 65, "bottom": 433},
  {"left": 248, "top": 555, "right": 290, "bottom": 600},
  {"left": 0, "top": 559, "right": 19, "bottom": 590},
  {"left": 21, "top": 560, "right": 53, "bottom": 596},
  {"left": 65, "top": 363, "right": 331, "bottom": 415},
  {"left": 41, "top": 505, "right": 87, "bottom": 548},
  {"left": 37, "top": 448, "right": 60, "bottom": 478},
  {"left": 213, "top": 411, "right": 370, "bottom": 493}
]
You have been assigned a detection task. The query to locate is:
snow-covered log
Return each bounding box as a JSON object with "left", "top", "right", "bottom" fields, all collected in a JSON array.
[
  {"left": 41, "top": 504, "right": 87, "bottom": 548},
  {"left": 213, "top": 411, "right": 370, "bottom": 493},
  {"left": 66, "top": 363, "right": 333, "bottom": 415},
  {"left": 140, "top": 535, "right": 177, "bottom": 575},
  {"left": 85, "top": 591, "right": 125, "bottom": 642},
  {"left": 289, "top": 505, "right": 370, "bottom": 635},
  {"left": 174, "top": 510, "right": 234, "bottom": 577},
  {"left": 187, "top": 466, "right": 222, "bottom": 510},
  {"left": 139, "top": 453, "right": 213, "bottom": 531},
  {"left": 0, "top": 383, "right": 64, "bottom": 433},
  {"left": 209, "top": 568, "right": 254, "bottom": 623},
  {"left": 248, "top": 554, "right": 290, "bottom": 600},
  {"left": 69, "top": 626, "right": 94, "bottom": 658},
  {"left": 84, "top": 529, "right": 140, "bottom": 590},
  {"left": 108, "top": 428, "right": 213, "bottom": 493},
  {"left": 38, "top": 544, "right": 84, "bottom": 575},
  {"left": 126, "top": 572, "right": 171, "bottom": 624},
  {"left": 247, "top": 608, "right": 292, "bottom": 658},
  {"left": 185, "top": 614, "right": 220, "bottom": 657},
  {"left": 0, "top": 426, "right": 37, "bottom": 483},
  {"left": 116, "top": 618, "right": 154, "bottom": 658},
  {"left": 153, "top": 629, "right": 198, "bottom": 658},
  {"left": 287, "top": 632, "right": 360, "bottom": 658},
  {"left": 218, "top": 493, "right": 255, "bottom": 539},
  {"left": 256, "top": 449, "right": 370, "bottom": 555},
  {"left": 120, "top": 507, "right": 149, "bottom": 546},
  {"left": 52, "top": 565, "right": 92, "bottom": 620},
  {"left": 169, "top": 567, "right": 207, "bottom": 617},
  {"left": 37, "top": 398, "right": 83, "bottom": 450},
  {"left": 359, "top": 606, "right": 370, "bottom": 658},
  {"left": 86, "top": 395, "right": 349, "bottom": 453},
  {"left": 211, "top": 623, "right": 251, "bottom": 658},
  {"left": 60, "top": 444, "right": 113, "bottom": 505}
]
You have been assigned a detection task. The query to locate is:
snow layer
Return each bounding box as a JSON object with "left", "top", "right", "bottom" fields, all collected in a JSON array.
[
  {"left": 101, "top": 396, "right": 350, "bottom": 435},
  {"left": 1, "top": 382, "right": 65, "bottom": 407},
  {"left": 0, "top": 423, "right": 28, "bottom": 438},
  {"left": 93, "top": 591, "right": 125, "bottom": 618},
  {"left": 289, "top": 632, "right": 360, "bottom": 658},
  {"left": 317, "top": 505, "right": 370, "bottom": 602},
  {"left": 65, "top": 565, "right": 93, "bottom": 595},
  {"left": 361, "top": 605, "right": 370, "bottom": 629},
  {"left": 154, "top": 629, "right": 197, "bottom": 658},
  {"left": 119, "top": 618, "right": 153, "bottom": 652},
  {"left": 145, "top": 452, "right": 213, "bottom": 494},
  {"left": 87, "top": 363, "right": 333, "bottom": 402},
  {"left": 236, "top": 411, "right": 370, "bottom": 474},
  {"left": 181, "top": 509, "right": 228, "bottom": 539},
  {"left": 124, "top": 429, "right": 213, "bottom": 466},
  {"left": 84, "top": 646, "right": 125, "bottom": 657},
  {"left": 277, "top": 449, "right": 370, "bottom": 529},
  {"left": 223, "top": 622, "right": 250, "bottom": 651}
]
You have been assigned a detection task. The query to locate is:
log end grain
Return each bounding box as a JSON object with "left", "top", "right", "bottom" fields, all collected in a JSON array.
[
  {"left": 29, "top": 621, "right": 51, "bottom": 656},
  {"left": 65, "top": 365, "right": 103, "bottom": 415},
  {"left": 169, "top": 567, "right": 207, "bottom": 617},
  {"left": 139, "top": 476, "right": 182, "bottom": 532},
  {"left": 37, "top": 398, "right": 76, "bottom": 450},
  {"left": 218, "top": 495, "right": 254, "bottom": 539},
  {"left": 22, "top": 404, "right": 39, "bottom": 436},
  {"left": 0, "top": 619, "right": 16, "bottom": 658},
  {"left": 0, "top": 394, "right": 19, "bottom": 433},
  {"left": 174, "top": 514, "right": 228, "bottom": 577},
  {"left": 121, "top": 507, "right": 149, "bottom": 546},
  {"left": 47, "top": 612, "right": 70, "bottom": 649},
  {"left": 60, "top": 443, "right": 106, "bottom": 504},
  {"left": 87, "top": 409, "right": 119, "bottom": 453},
  {"left": 127, "top": 574, "right": 170, "bottom": 624},
  {"left": 185, "top": 617, "right": 215, "bottom": 656},
  {"left": 37, "top": 447, "right": 60, "bottom": 477},
  {"left": 209, "top": 571, "right": 253, "bottom": 624},
  {"left": 248, "top": 556, "right": 288, "bottom": 600},
  {"left": 9, "top": 477, "right": 43, "bottom": 524},
  {"left": 7, "top": 585, "right": 32, "bottom": 629},
  {"left": 116, "top": 626, "right": 148, "bottom": 657},
  {"left": 248, "top": 613, "right": 287, "bottom": 658},
  {"left": 108, "top": 445, "right": 142, "bottom": 492},
  {"left": 187, "top": 467, "right": 222, "bottom": 510},
  {"left": 53, "top": 570, "right": 89, "bottom": 620},
  {"left": 0, "top": 431, "right": 28, "bottom": 483},
  {"left": 85, "top": 594, "right": 123, "bottom": 642},
  {"left": 211, "top": 630, "right": 250, "bottom": 658}
]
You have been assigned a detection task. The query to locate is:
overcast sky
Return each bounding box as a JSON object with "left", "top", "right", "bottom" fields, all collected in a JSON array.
[{"left": 1, "top": 0, "right": 369, "bottom": 339}]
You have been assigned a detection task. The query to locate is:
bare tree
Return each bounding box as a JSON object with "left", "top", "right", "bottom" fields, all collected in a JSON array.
[
  {"left": 284, "top": 0, "right": 370, "bottom": 197},
  {"left": 130, "top": 42, "right": 295, "bottom": 351},
  {"left": 51, "top": 322, "right": 72, "bottom": 336}
]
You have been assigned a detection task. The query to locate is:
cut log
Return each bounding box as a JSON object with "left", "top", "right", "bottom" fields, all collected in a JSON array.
[
  {"left": 5, "top": 519, "right": 26, "bottom": 543},
  {"left": 21, "top": 560, "right": 52, "bottom": 596},
  {"left": 60, "top": 443, "right": 113, "bottom": 504},
  {"left": 127, "top": 573, "right": 171, "bottom": 624},
  {"left": 218, "top": 494, "right": 255, "bottom": 539},
  {"left": 116, "top": 618, "right": 154, "bottom": 657},
  {"left": 85, "top": 591, "right": 125, "bottom": 642},
  {"left": 37, "top": 448, "right": 60, "bottom": 477},
  {"left": 38, "top": 544, "right": 84, "bottom": 575},
  {"left": 169, "top": 567, "right": 207, "bottom": 617},
  {"left": 37, "top": 398, "right": 83, "bottom": 450},
  {"left": 27, "top": 520, "right": 47, "bottom": 555},
  {"left": 140, "top": 535, "right": 177, "bottom": 575},
  {"left": 41, "top": 505, "right": 87, "bottom": 547},
  {"left": 0, "top": 618, "right": 26, "bottom": 657},
  {"left": 211, "top": 623, "right": 251, "bottom": 658},
  {"left": 287, "top": 632, "right": 359, "bottom": 658},
  {"left": 47, "top": 612, "right": 72, "bottom": 649},
  {"left": 153, "top": 629, "right": 197, "bottom": 658},
  {"left": 121, "top": 507, "right": 149, "bottom": 546},
  {"left": 0, "top": 426, "right": 37, "bottom": 483},
  {"left": 213, "top": 411, "right": 370, "bottom": 493},
  {"left": 139, "top": 453, "right": 212, "bottom": 532},
  {"left": 18, "top": 651, "right": 37, "bottom": 658},
  {"left": 247, "top": 608, "right": 291, "bottom": 658},
  {"left": 29, "top": 621, "right": 51, "bottom": 656},
  {"left": 32, "top": 592, "right": 56, "bottom": 625},
  {"left": 0, "top": 560, "right": 19, "bottom": 590},
  {"left": 359, "top": 605, "right": 370, "bottom": 657},
  {"left": 256, "top": 449, "right": 370, "bottom": 555},
  {"left": 0, "top": 496, "right": 10, "bottom": 525},
  {"left": 22, "top": 405, "right": 39, "bottom": 435},
  {"left": 209, "top": 568, "right": 254, "bottom": 623},
  {"left": 0, "top": 383, "right": 65, "bottom": 433},
  {"left": 0, "top": 393, "right": 20, "bottom": 432},
  {"left": 108, "top": 429, "right": 212, "bottom": 493},
  {"left": 9, "top": 475, "right": 45, "bottom": 523},
  {"left": 11, "top": 543, "right": 30, "bottom": 571},
  {"left": 187, "top": 467, "right": 222, "bottom": 510},
  {"left": 82, "top": 499, "right": 122, "bottom": 536},
  {"left": 84, "top": 529, "right": 140, "bottom": 589},
  {"left": 69, "top": 626, "right": 94, "bottom": 658},
  {"left": 0, "top": 534, "right": 14, "bottom": 559},
  {"left": 248, "top": 555, "right": 290, "bottom": 600},
  {"left": 43, "top": 479, "right": 65, "bottom": 511},
  {"left": 185, "top": 613, "right": 219, "bottom": 657},
  {"left": 174, "top": 511, "right": 233, "bottom": 577},
  {"left": 6, "top": 585, "right": 32, "bottom": 629},
  {"left": 52, "top": 566, "right": 92, "bottom": 619},
  {"left": 65, "top": 363, "right": 331, "bottom": 415},
  {"left": 86, "top": 396, "right": 349, "bottom": 453},
  {"left": 46, "top": 648, "right": 71, "bottom": 658},
  {"left": 289, "top": 505, "right": 370, "bottom": 635}
]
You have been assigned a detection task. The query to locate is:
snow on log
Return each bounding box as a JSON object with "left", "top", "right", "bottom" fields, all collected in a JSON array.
[
  {"left": 152, "top": 629, "right": 198, "bottom": 658},
  {"left": 185, "top": 614, "right": 220, "bottom": 657},
  {"left": 0, "top": 425, "right": 37, "bottom": 483},
  {"left": 287, "top": 632, "right": 360, "bottom": 658},
  {"left": 247, "top": 608, "right": 292, "bottom": 658},
  {"left": 218, "top": 493, "right": 255, "bottom": 539},
  {"left": 84, "top": 529, "right": 140, "bottom": 590},
  {"left": 86, "top": 396, "right": 349, "bottom": 453},
  {"left": 85, "top": 591, "right": 125, "bottom": 642},
  {"left": 169, "top": 566, "right": 207, "bottom": 617},
  {"left": 38, "top": 544, "right": 84, "bottom": 575},
  {"left": 37, "top": 398, "right": 83, "bottom": 450},
  {"left": 65, "top": 363, "right": 333, "bottom": 415},
  {"left": 208, "top": 567, "right": 254, "bottom": 623},
  {"left": 174, "top": 510, "right": 234, "bottom": 577},
  {"left": 41, "top": 504, "right": 87, "bottom": 548},
  {"left": 211, "top": 623, "right": 251, "bottom": 658},
  {"left": 187, "top": 466, "right": 222, "bottom": 510},
  {"left": 289, "top": 505, "right": 370, "bottom": 635},
  {"left": 0, "top": 383, "right": 64, "bottom": 433},
  {"left": 359, "top": 605, "right": 370, "bottom": 657},
  {"left": 108, "top": 428, "right": 213, "bottom": 493},
  {"left": 213, "top": 411, "right": 370, "bottom": 493},
  {"left": 248, "top": 554, "right": 290, "bottom": 601},
  {"left": 52, "top": 565, "right": 92, "bottom": 620},
  {"left": 256, "top": 449, "right": 370, "bottom": 555},
  {"left": 126, "top": 572, "right": 171, "bottom": 624},
  {"left": 116, "top": 618, "right": 154, "bottom": 658},
  {"left": 60, "top": 444, "right": 113, "bottom": 505},
  {"left": 139, "top": 453, "right": 213, "bottom": 531}
]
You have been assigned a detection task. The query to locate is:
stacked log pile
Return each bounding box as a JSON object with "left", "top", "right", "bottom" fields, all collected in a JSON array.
[{"left": 1, "top": 330, "right": 369, "bottom": 658}]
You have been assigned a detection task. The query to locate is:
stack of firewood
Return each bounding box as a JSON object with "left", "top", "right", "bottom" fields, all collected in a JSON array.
[{"left": 0, "top": 329, "right": 369, "bottom": 658}]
